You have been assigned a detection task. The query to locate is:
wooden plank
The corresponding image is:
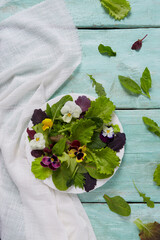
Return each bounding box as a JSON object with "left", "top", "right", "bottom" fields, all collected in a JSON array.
[
  {"left": 83, "top": 203, "right": 160, "bottom": 240},
  {"left": 78, "top": 110, "right": 160, "bottom": 203},
  {"left": 65, "top": 0, "right": 160, "bottom": 28},
  {"left": 1, "top": 0, "right": 160, "bottom": 29},
  {"left": 54, "top": 28, "right": 160, "bottom": 109}
]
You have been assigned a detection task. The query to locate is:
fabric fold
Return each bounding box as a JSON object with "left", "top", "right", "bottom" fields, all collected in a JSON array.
[{"left": 0, "top": 0, "right": 96, "bottom": 239}]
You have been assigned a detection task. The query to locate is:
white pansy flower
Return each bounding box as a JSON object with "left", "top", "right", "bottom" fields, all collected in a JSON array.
[
  {"left": 61, "top": 101, "right": 82, "bottom": 123},
  {"left": 30, "top": 133, "right": 45, "bottom": 150},
  {"left": 102, "top": 126, "right": 114, "bottom": 138}
]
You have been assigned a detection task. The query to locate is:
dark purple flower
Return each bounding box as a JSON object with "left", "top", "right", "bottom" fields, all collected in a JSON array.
[
  {"left": 31, "top": 150, "right": 44, "bottom": 158},
  {"left": 84, "top": 173, "right": 97, "bottom": 192},
  {"left": 75, "top": 96, "right": 91, "bottom": 113},
  {"left": 40, "top": 155, "right": 61, "bottom": 171},
  {"left": 27, "top": 128, "right": 36, "bottom": 140},
  {"left": 131, "top": 34, "right": 148, "bottom": 51},
  {"left": 108, "top": 133, "right": 126, "bottom": 152},
  {"left": 31, "top": 109, "right": 48, "bottom": 125},
  {"left": 100, "top": 130, "right": 114, "bottom": 143},
  {"left": 69, "top": 140, "right": 81, "bottom": 150}
]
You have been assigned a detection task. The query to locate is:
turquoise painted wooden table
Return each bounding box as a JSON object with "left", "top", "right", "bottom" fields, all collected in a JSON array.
[{"left": 1, "top": 1, "right": 160, "bottom": 239}]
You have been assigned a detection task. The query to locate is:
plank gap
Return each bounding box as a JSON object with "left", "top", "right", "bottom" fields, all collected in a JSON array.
[{"left": 77, "top": 26, "right": 160, "bottom": 30}]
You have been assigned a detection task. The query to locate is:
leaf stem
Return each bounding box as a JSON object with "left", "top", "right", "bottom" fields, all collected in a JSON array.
[
  {"left": 58, "top": 127, "right": 71, "bottom": 133},
  {"left": 141, "top": 34, "right": 148, "bottom": 41}
]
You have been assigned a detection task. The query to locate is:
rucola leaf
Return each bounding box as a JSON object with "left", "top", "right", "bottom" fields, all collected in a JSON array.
[
  {"left": 100, "top": 0, "right": 131, "bottom": 20},
  {"left": 134, "top": 218, "right": 160, "bottom": 240},
  {"left": 153, "top": 164, "right": 160, "bottom": 186},
  {"left": 88, "top": 74, "right": 106, "bottom": 97},
  {"left": 118, "top": 75, "right": 142, "bottom": 95},
  {"left": 98, "top": 44, "right": 116, "bottom": 57},
  {"left": 142, "top": 117, "right": 160, "bottom": 137},
  {"left": 133, "top": 181, "right": 154, "bottom": 208},
  {"left": 103, "top": 194, "right": 131, "bottom": 216},
  {"left": 140, "top": 67, "right": 152, "bottom": 99}
]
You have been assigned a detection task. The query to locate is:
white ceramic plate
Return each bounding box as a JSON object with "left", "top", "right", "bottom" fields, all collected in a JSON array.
[{"left": 26, "top": 93, "right": 124, "bottom": 194}]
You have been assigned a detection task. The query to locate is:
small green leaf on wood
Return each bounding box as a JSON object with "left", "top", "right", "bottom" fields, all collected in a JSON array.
[
  {"left": 118, "top": 75, "right": 142, "bottom": 95},
  {"left": 88, "top": 74, "right": 106, "bottom": 97},
  {"left": 98, "top": 44, "right": 116, "bottom": 57},
  {"left": 140, "top": 67, "right": 152, "bottom": 99},
  {"left": 153, "top": 164, "right": 160, "bottom": 186},
  {"left": 103, "top": 194, "right": 131, "bottom": 216},
  {"left": 133, "top": 181, "right": 154, "bottom": 208},
  {"left": 100, "top": 0, "right": 131, "bottom": 21},
  {"left": 142, "top": 117, "right": 160, "bottom": 137}
]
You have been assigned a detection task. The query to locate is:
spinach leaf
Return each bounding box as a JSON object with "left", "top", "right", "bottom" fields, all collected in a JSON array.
[
  {"left": 98, "top": 44, "right": 116, "bottom": 56},
  {"left": 142, "top": 117, "right": 160, "bottom": 137},
  {"left": 140, "top": 67, "right": 152, "bottom": 99},
  {"left": 118, "top": 75, "right": 142, "bottom": 95},
  {"left": 103, "top": 194, "right": 131, "bottom": 216}
]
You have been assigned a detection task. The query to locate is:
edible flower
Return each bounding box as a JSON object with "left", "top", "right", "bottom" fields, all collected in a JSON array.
[
  {"left": 40, "top": 155, "right": 61, "bottom": 171},
  {"left": 42, "top": 118, "right": 53, "bottom": 131},
  {"left": 29, "top": 133, "right": 45, "bottom": 150},
  {"left": 68, "top": 141, "right": 86, "bottom": 163},
  {"left": 100, "top": 126, "right": 114, "bottom": 143},
  {"left": 61, "top": 101, "right": 82, "bottom": 123}
]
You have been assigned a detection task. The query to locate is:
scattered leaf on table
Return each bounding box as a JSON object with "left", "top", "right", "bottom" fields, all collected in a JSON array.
[
  {"left": 140, "top": 67, "right": 152, "bottom": 99},
  {"left": 98, "top": 44, "right": 116, "bottom": 56},
  {"left": 103, "top": 194, "right": 131, "bottom": 216},
  {"left": 100, "top": 0, "right": 131, "bottom": 20},
  {"left": 134, "top": 218, "right": 160, "bottom": 240},
  {"left": 153, "top": 164, "right": 160, "bottom": 186},
  {"left": 142, "top": 117, "right": 160, "bottom": 137},
  {"left": 133, "top": 181, "right": 154, "bottom": 208},
  {"left": 88, "top": 74, "right": 106, "bottom": 97},
  {"left": 118, "top": 75, "right": 142, "bottom": 95},
  {"left": 131, "top": 34, "right": 148, "bottom": 50}
]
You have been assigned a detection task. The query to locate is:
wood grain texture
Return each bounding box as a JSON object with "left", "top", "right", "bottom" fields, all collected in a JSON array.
[
  {"left": 83, "top": 203, "right": 160, "bottom": 240},
  {"left": 53, "top": 28, "right": 160, "bottom": 109}
]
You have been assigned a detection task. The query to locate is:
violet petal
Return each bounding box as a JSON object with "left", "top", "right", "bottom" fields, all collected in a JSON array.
[
  {"left": 31, "top": 150, "right": 44, "bottom": 158},
  {"left": 70, "top": 140, "right": 81, "bottom": 150},
  {"left": 27, "top": 128, "right": 36, "bottom": 140},
  {"left": 100, "top": 131, "right": 114, "bottom": 143},
  {"left": 49, "top": 161, "right": 61, "bottom": 170},
  {"left": 31, "top": 109, "right": 48, "bottom": 125},
  {"left": 84, "top": 173, "right": 97, "bottom": 192},
  {"left": 108, "top": 132, "right": 126, "bottom": 152},
  {"left": 75, "top": 96, "right": 91, "bottom": 112},
  {"left": 40, "top": 156, "right": 51, "bottom": 167}
]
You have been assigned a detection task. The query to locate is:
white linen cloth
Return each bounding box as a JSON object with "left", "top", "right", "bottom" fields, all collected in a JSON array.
[{"left": 0, "top": 1, "right": 96, "bottom": 239}]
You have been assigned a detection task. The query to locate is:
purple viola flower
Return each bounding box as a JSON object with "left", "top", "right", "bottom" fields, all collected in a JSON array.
[
  {"left": 75, "top": 96, "right": 91, "bottom": 113},
  {"left": 100, "top": 126, "right": 114, "bottom": 143},
  {"left": 31, "top": 109, "right": 48, "bottom": 125},
  {"left": 40, "top": 155, "right": 61, "bottom": 171}
]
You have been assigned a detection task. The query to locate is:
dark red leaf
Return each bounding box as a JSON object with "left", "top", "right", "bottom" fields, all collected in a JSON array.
[
  {"left": 131, "top": 34, "right": 148, "bottom": 51},
  {"left": 108, "top": 133, "right": 126, "bottom": 152},
  {"left": 27, "top": 128, "right": 36, "bottom": 140},
  {"left": 75, "top": 96, "right": 91, "bottom": 112},
  {"left": 31, "top": 109, "right": 48, "bottom": 125},
  {"left": 84, "top": 173, "right": 97, "bottom": 192},
  {"left": 31, "top": 150, "right": 44, "bottom": 158}
]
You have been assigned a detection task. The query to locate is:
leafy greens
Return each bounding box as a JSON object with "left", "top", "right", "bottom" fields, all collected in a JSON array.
[{"left": 98, "top": 44, "right": 116, "bottom": 57}]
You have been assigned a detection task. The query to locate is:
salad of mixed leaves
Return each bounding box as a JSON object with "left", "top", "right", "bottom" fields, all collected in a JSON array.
[{"left": 27, "top": 94, "right": 126, "bottom": 192}]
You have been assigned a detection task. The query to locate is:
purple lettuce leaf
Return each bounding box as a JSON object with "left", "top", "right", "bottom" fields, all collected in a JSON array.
[
  {"left": 31, "top": 150, "right": 44, "bottom": 158},
  {"left": 84, "top": 173, "right": 97, "bottom": 192},
  {"left": 31, "top": 109, "right": 48, "bottom": 125},
  {"left": 27, "top": 128, "right": 36, "bottom": 140},
  {"left": 108, "top": 132, "right": 126, "bottom": 152},
  {"left": 75, "top": 96, "right": 91, "bottom": 113}
]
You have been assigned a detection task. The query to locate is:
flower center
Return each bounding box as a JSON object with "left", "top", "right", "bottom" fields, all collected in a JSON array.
[
  {"left": 106, "top": 130, "right": 110, "bottom": 134},
  {"left": 36, "top": 137, "right": 40, "bottom": 141},
  {"left": 67, "top": 113, "right": 72, "bottom": 117}
]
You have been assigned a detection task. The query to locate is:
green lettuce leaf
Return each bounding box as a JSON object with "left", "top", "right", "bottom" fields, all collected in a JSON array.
[
  {"left": 87, "top": 132, "right": 106, "bottom": 149},
  {"left": 85, "top": 162, "right": 112, "bottom": 179},
  {"left": 70, "top": 118, "right": 96, "bottom": 145},
  {"left": 111, "top": 124, "right": 120, "bottom": 133},
  {"left": 88, "top": 74, "right": 106, "bottom": 97},
  {"left": 86, "top": 147, "right": 120, "bottom": 175},
  {"left": 51, "top": 95, "right": 73, "bottom": 121},
  {"left": 142, "top": 117, "right": 160, "bottom": 137},
  {"left": 100, "top": 0, "right": 131, "bottom": 20},
  {"left": 98, "top": 44, "right": 116, "bottom": 56},
  {"left": 52, "top": 137, "right": 66, "bottom": 156},
  {"left": 74, "top": 172, "right": 85, "bottom": 189},
  {"left": 31, "top": 157, "right": 53, "bottom": 180},
  {"left": 133, "top": 181, "right": 154, "bottom": 208},
  {"left": 140, "top": 67, "right": 152, "bottom": 99},
  {"left": 134, "top": 219, "right": 160, "bottom": 240},
  {"left": 119, "top": 75, "right": 142, "bottom": 95},
  {"left": 153, "top": 164, "right": 160, "bottom": 186},
  {"left": 85, "top": 96, "right": 115, "bottom": 123},
  {"left": 103, "top": 194, "right": 131, "bottom": 216}
]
